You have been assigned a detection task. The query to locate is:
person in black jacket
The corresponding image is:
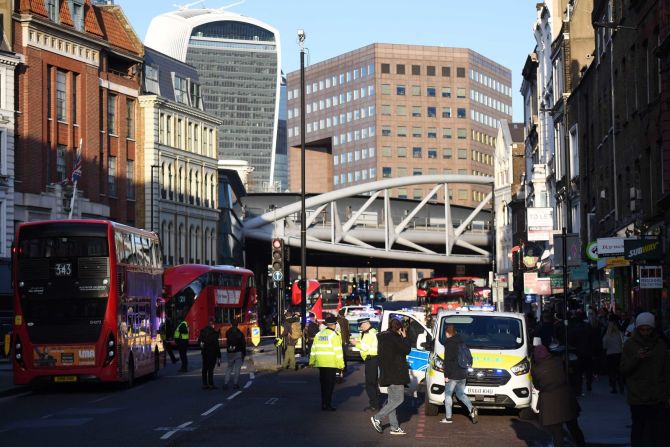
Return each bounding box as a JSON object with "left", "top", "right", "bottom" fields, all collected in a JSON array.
[
  {"left": 441, "top": 324, "right": 478, "bottom": 424},
  {"left": 198, "top": 318, "right": 221, "bottom": 389},
  {"left": 370, "top": 318, "right": 411, "bottom": 436},
  {"left": 223, "top": 319, "right": 247, "bottom": 389}
]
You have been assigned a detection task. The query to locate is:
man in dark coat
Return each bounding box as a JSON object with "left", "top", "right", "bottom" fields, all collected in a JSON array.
[
  {"left": 337, "top": 309, "right": 350, "bottom": 376},
  {"left": 532, "top": 344, "right": 585, "bottom": 447},
  {"left": 441, "top": 324, "right": 478, "bottom": 424},
  {"left": 370, "top": 318, "right": 411, "bottom": 436},
  {"left": 197, "top": 318, "right": 221, "bottom": 389}
]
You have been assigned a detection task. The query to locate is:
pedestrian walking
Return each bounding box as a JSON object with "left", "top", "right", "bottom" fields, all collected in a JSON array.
[
  {"left": 602, "top": 317, "right": 624, "bottom": 393},
  {"left": 568, "top": 310, "right": 595, "bottom": 395},
  {"left": 440, "top": 324, "right": 478, "bottom": 424},
  {"left": 173, "top": 316, "right": 189, "bottom": 372},
  {"left": 353, "top": 317, "right": 379, "bottom": 411},
  {"left": 370, "top": 318, "right": 411, "bottom": 435},
  {"left": 303, "top": 312, "right": 320, "bottom": 356},
  {"left": 223, "top": 319, "right": 247, "bottom": 389},
  {"left": 281, "top": 313, "right": 301, "bottom": 370},
  {"left": 532, "top": 344, "right": 585, "bottom": 447},
  {"left": 620, "top": 312, "right": 670, "bottom": 447},
  {"left": 198, "top": 318, "right": 221, "bottom": 389},
  {"left": 309, "top": 314, "right": 344, "bottom": 411}
]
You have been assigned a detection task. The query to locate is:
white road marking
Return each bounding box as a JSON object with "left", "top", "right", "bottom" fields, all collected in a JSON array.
[
  {"left": 250, "top": 372, "right": 255, "bottom": 380},
  {"left": 159, "top": 420, "right": 193, "bottom": 440},
  {"left": 91, "top": 395, "right": 112, "bottom": 403},
  {"left": 243, "top": 381, "right": 252, "bottom": 389},
  {"left": 201, "top": 403, "right": 223, "bottom": 416},
  {"left": 227, "top": 391, "right": 242, "bottom": 400},
  {"left": 264, "top": 398, "right": 278, "bottom": 405}
]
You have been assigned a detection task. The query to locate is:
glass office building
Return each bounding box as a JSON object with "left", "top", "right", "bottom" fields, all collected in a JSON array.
[{"left": 145, "top": 8, "right": 282, "bottom": 192}]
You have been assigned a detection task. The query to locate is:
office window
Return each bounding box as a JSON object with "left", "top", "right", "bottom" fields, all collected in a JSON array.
[
  {"left": 46, "top": 0, "right": 58, "bottom": 21},
  {"left": 458, "top": 190, "right": 467, "bottom": 200},
  {"left": 411, "top": 85, "right": 421, "bottom": 96},
  {"left": 397, "top": 126, "right": 407, "bottom": 137},
  {"left": 442, "top": 107, "right": 451, "bottom": 118},
  {"left": 443, "top": 128, "right": 452, "bottom": 139},
  {"left": 444, "top": 169, "right": 453, "bottom": 175},
  {"left": 428, "top": 168, "right": 438, "bottom": 175},
  {"left": 427, "top": 87, "right": 436, "bottom": 97},
  {"left": 397, "top": 147, "right": 407, "bottom": 157},
  {"left": 108, "top": 156, "right": 117, "bottom": 197},
  {"left": 427, "top": 66, "right": 436, "bottom": 76},
  {"left": 381, "top": 63, "right": 390, "bottom": 74},
  {"left": 56, "top": 145, "right": 66, "bottom": 182},
  {"left": 413, "top": 189, "right": 423, "bottom": 200},
  {"left": 398, "top": 189, "right": 407, "bottom": 199},
  {"left": 412, "top": 106, "right": 421, "bottom": 117},
  {"left": 174, "top": 76, "right": 189, "bottom": 104},
  {"left": 442, "top": 87, "right": 451, "bottom": 98},
  {"left": 382, "top": 125, "right": 391, "bottom": 136},
  {"left": 457, "top": 88, "right": 466, "bottom": 98},
  {"left": 370, "top": 167, "right": 376, "bottom": 178},
  {"left": 443, "top": 148, "right": 452, "bottom": 159},
  {"left": 107, "top": 93, "right": 117, "bottom": 134},
  {"left": 56, "top": 70, "right": 67, "bottom": 121},
  {"left": 413, "top": 167, "right": 422, "bottom": 176},
  {"left": 457, "top": 107, "right": 466, "bottom": 118},
  {"left": 427, "top": 127, "right": 437, "bottom": 138},
  {"left": 398, "top": 167, "right": 408, "bottom": 177},
  {"left": 396, "top": 85, "right": 406, "bottom": 96},
  {"left": 458, "top": 169, "right": 468, "bottom": 175},
  {"left": 382, "top": 146, "right": 392, "bottom": 157},
  {"left": 381, "top": 84, "right": 391, "bottom": 95},
  {"left": 457, "top": 128, "right": 467, "bottom": 139},
  {"left": 362, "top": 148, "right": 368, "bottom": 159},
  {"left": 411, "top": 65, "right": 421, "bottom": 75},
  {"left": 126, "top": 160, "right": 135, "bottom": 199},
  {"left": 457, "top": 67, "right": 466, "bottom": 78},
  {"left": 442, "top": 66, "right": 451, "bottom": 77},
  {"left": 412, "top": 127, "right": 422, "bottom": 138},
  {"left": 396, "top": 64, "right": 405, "bottom": 75},
  {"left": 458, "top": 148, "right": 468, "bottom": 159},
  {"left": 427, "top": 106, "right": 436, "bottom": 118},
  {"left": 413, "top": 147, "right": 422, "bottom": 158},
  {"left": 72, "top": 74, "right": 78, "bottom": 124},
  {"left": 381, "top": 104, "right": 391, "bottom": 116},
  {"left": 333, "top": 155, "right": 339, "bottom": 166},
  {"left": 126, "top": 99, "right": 135, "bottom": 138},
  {"left": 333, "top": 175, "right": 339, "bottom": 186},
  {"left": 396, "top": 105, "right": 406, "bottom": 116},
  {"left": 382, "top": 167, "right": 392, "bottom": 178},
  {"left": 428, "top": 149, "right": 437, "bottom": 159}
]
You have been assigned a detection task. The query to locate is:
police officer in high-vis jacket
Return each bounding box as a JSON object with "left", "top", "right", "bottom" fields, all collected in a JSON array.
[
  {"left": 309, "top": 314, "right": 344, "bottom": 411},
  {"left": 174, "top": 317, "right": 189, "bottom": 372},
  {"left": 355, "top": 317, "right": 380, "bottom": 411}
]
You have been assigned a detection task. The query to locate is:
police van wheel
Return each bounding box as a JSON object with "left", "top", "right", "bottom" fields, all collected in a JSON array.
[{"left": 424, "top": 401, "right": 439, "bottom": 416}]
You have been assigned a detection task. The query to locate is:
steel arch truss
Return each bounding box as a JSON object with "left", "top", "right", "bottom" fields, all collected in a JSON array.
[{"left": 243, "top": 175, "right": 493, "bottom": 264}]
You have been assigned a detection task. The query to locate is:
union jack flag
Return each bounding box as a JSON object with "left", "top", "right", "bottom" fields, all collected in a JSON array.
[{"left": 71, "top": 146, "right": 82, "bottom": 183}]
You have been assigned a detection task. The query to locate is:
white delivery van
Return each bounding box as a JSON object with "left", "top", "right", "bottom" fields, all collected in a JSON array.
[
  {"left": 378, "top": 309, "right": 433, "bottom": 396},
  {"left": 424, "top": 308, "right": 532, "bottom": 415}
]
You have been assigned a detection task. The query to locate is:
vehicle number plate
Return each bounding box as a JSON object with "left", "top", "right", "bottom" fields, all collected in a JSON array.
[
  {"left": 55, "top": 263, "right": 73, "bottom": 276},
  {"left": 54, "top": 375, "right": 77, "bottom": 383},
  {"left": 467, "top": 387, "right": 495, "bottom": 396}
]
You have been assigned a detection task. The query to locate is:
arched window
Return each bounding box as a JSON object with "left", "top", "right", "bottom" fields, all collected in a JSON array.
[
  {"left": 188, "top": 170, "right": 193, "bottom": 204},
  {"left": 178, "top": 167, "right": 183, "bottom": 201},
  {"left": 204, "top": 228, "right": 210, "bottom": 264},
  {"left": 189, "top": 225, "right": 195, "bottom": 263},
  {"left": 210, "top": 177, "right": 216, "bottom": 208},
  {"left": 195, "top": 226, "right": 201, "bottom": 263},
  {"left": 210, "top": 228, "right": 216, "bottom": 264},
  {"left": 195, "top": 171, "right": 200, "bottom": 206},
  {"left": 178, "top": 223, "right": 185, "bottom": 264}
]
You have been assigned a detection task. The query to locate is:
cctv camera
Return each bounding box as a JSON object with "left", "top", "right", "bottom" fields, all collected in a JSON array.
[{"left": 297, "top": 29, "right": 306, "bottom": 42}]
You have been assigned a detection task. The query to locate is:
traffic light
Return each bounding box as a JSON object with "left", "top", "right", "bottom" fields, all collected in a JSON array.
[{"left": 271, "top": 238, "right": 284, "bottom": 273}]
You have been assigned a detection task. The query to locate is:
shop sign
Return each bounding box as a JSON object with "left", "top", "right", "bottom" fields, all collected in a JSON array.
[
  {"left": 639, "top": 266, "right": 663, "bottom": 289},
  {"left": 624, "top": 238, "right": 663, "bottom": 261},
  {"left": 597, "top": 238, "right": 625, "bottom": 257},
  {"left": 586, "top": 241, "right": 598, "bottom": 262},
  {"left": 570, "top": 264, "right": 589, "bottom": 281},
  {"left": 527, "top": 208, "right": 554, "bottom": 229}
]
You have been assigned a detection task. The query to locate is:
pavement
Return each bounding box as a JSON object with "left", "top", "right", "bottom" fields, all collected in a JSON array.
[{"left": 577, "top": 376, "right": 630, "bottom": 446}]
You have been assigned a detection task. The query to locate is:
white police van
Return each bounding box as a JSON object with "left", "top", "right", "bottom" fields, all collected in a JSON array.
[{"left": 424, "top": 307, "right": 532, "bottom": 415}]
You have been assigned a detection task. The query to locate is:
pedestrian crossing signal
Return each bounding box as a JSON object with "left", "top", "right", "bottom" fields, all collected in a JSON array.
[{"left": 271, "top": 238, "right": 284, "bottom": 273}]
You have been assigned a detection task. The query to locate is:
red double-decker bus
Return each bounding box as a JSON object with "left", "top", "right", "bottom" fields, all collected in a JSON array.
[
  {"left": 12, "top": 220, "right": 166, "bottom": 386},
  {"left": 162, "top": 264, "right": 257, "bottom": 346},
  {"left": 425, "top": 276, "right": 490, "bottom": 315}
]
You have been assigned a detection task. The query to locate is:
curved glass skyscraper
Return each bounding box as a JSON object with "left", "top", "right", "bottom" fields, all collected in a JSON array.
[{"left": 145, "top": 8, "right": 281, "bottom": 192}]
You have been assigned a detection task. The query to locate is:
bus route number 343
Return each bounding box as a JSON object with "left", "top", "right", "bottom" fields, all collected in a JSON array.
[{"left": 55, "top": 263, "right": 72, "bottom": 276}]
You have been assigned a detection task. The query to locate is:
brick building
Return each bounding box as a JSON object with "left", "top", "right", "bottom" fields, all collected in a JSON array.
[{"left": 13, "top": 0, "right": 142, "bottom": 225}]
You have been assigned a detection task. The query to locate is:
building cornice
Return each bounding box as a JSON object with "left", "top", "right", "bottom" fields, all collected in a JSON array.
[{"left": 138, "top": 94, "right": 222, "bottom": 126}]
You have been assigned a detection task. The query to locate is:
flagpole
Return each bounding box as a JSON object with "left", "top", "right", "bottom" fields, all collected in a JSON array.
[{"left": 68, "top": 138, "right": 83, "bottom": 219}]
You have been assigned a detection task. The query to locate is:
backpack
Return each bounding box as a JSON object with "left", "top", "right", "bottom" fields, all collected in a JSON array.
[
  {"left": 226, "top": 328, "right": 243, "bottom": 353},
  {"left": 457, "top": 342, "right": 473, "bottom": 369},
  {"left": 290, "top": 321, "right": 301, "bottom": 341}
]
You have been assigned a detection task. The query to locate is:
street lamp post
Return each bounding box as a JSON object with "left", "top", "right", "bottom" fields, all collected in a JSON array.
[
  {"left": 298, "top": 29, "right": 307, "bottom": 329},
  {"left": 150, "top": 164, "right": 160, "bottom": 232}
]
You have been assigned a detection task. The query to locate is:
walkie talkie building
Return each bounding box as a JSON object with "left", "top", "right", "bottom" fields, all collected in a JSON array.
[{"left": 145, "top": 8, "right": 282, "bottom": 192}]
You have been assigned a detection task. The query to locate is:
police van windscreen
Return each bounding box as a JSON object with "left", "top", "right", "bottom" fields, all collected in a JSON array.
[{"left": 439, "top": 315, "right": 524, "bottom": 350}]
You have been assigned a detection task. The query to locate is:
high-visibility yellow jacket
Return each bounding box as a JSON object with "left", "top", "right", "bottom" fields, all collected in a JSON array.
[
  {"left": 174, "top": 320, "right": 189, "bottom": 340},
  {"left": 359, "top": 328, "right": 378, "bottom": 360},
  {"left": 309, "top": 328, "right": 344, "bottom": 369}
]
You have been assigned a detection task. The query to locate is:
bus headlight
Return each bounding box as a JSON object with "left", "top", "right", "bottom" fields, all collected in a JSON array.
[
  {"left": 431, "top": 353, "right": 444, "bottom": 373},
  {"left": 511, "top": 357, "right": 530, "bottom": 376}
]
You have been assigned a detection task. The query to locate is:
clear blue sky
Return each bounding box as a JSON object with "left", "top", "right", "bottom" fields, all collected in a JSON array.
[{"left": 115, "top": 0, "right": 538, "bottom": 122}]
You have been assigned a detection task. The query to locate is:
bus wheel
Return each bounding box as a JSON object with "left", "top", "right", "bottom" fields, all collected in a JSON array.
[
  {"left": 152, "top": 349, "right": 160, "bottom": 379},
  {"left": 126, "top": 355, "right": 135, "bottom": 388},
  {"left": 424, "top": 401, "right": 439, "bottom": 416}
]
